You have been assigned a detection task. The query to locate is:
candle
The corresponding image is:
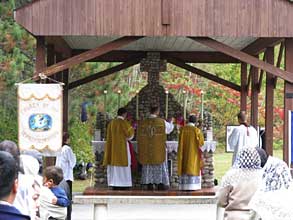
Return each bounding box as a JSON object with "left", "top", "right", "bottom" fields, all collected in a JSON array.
[
  {"left": 136, "top": 90, "right": 139, "bottom": 120},
  {"left": 165, "top": 90, "right": 169, "bottom": 119},
  {"left": 183, "top": 90, "right": 187, "bottom": 121},
  {"left": 200, "top": 90, "right": 204, "bottom": 121},
  {"left": 117, "top": 90, "right": 121, "bottom": 109},
  {"left": 103, "top": 90, "right": 107, "bottom": 112}
]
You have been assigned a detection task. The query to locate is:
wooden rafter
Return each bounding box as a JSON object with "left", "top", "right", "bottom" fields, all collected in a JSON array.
[
  {"left": 46, "top": 37, "right": 72, "bottom": 58},
  {"left": 71, "top": 50, "right": 238, "bottom": 63},
  {"left": 35, "top": 36, "right": 143, "bottom": 79},
  {"left": 71, "top": 50, "right": 147, "bottom": 62},
  {"left": 191, "top": 37, "right": 293, "bottom": 83},
  {"left": 167, "top": 57, "right": 241, "bottom": 92},
  {"left": 242, "top": 38, "right": 283, "bottom": 55},
  {"left": 160, "top": 52, "right": 238, "bottom": 63},
  {"left": 69, "top": 59, "right": 141, "bottom": 90}
]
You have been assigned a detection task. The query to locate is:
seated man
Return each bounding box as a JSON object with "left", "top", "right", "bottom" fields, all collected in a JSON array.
[{"left": 0, "top": 151, "right": 30, "bottom": 220}]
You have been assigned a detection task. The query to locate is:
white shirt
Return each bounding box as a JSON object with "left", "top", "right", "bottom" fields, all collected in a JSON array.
[
  {"left": 229, "top": 124, "right": 259, "bottom": 164},
  {"left": 55, "top": 145, "right": 76, "bottom": 181}
]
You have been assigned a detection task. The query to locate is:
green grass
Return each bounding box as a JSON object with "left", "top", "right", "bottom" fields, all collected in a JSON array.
[
  {"left": 73, "top": 149, "right": 284, "bottom": 192},
  {"left": 73, "top": 179, "right": 93, "bottom": 193}
]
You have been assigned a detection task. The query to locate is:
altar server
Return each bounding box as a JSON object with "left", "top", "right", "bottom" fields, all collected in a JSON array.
[
  {"left": 177, "top": 115, "right": 204, "bottom": 190},
  {"left": 228, "top": 111, "right": 258, "bottom": 165},
  {"left": 103, "top": 107, "right": 134, "bottom": 189},
  {"left": 137, "top": 105, "right": 174, "bottom": 190}
]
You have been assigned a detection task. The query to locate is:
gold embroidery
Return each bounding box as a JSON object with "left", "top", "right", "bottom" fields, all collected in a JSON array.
[{"left": 18, "top": 93, "right": 62, "bottom": 101}]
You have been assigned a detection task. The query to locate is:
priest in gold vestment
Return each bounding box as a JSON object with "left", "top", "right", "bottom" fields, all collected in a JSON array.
[
  {"left": 137, "top": 106, "right": 174, "bottom": 190},
  {"left": 103, "top": 108, "right": 134, "bottom": 189},
  {"left": 178, "top": 115, "right": 204, "bottom": 190}
]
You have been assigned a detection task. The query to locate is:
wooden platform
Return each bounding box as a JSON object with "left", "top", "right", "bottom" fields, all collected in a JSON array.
[{"left": 83, "top": 187, "right": 216, "bottom": 196}]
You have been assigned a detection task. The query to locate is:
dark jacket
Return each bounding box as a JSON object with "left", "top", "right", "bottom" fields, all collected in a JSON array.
[{"left": 0, "top": 204, "right": 30, "bottom": 220}]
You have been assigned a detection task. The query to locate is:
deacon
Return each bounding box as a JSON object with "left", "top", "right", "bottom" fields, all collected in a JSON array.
[
  {"left": 103, "top": 107, "right": 134, "bottom": 190},
  {"left": 137, "top": 106, "right": 174, "bottom": 190},
  {"left": 177, "top": 115, "right": 204, "bottom": 191},
  {"left": 228, "top": 111, "right": 259, "bottom": 165}
]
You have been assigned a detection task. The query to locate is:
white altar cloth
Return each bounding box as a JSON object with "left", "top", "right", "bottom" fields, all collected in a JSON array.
[{"left": 92, "top": 140, "right": 217, "bottom": 153}]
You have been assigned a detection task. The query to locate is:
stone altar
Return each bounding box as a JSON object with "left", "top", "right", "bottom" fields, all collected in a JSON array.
[{"left": 92, "top": 140, "right": 216, "bottom": 188}]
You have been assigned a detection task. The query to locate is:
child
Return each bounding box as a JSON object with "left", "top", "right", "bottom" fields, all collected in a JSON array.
[
  {"left": 43, "top": 166, "right": 70, "bottom": 207},
  {"left": 39, "top": 166, "right": 69, "bottom": 220}
]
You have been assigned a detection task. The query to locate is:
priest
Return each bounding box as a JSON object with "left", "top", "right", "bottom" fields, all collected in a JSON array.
[
  {"left": 177, "top": 114, "right": 204, "bottom": 190},
  {"left": 137, "top": 105, "right": 174, "bottom": 190},
  {"left": 228, "top": 111, "right": 259, "bottom": 165},
  {"left": 103, "top": 107, "right": 134, "bottom": 189}
]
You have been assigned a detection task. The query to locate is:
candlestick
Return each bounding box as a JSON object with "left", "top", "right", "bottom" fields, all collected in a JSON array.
[
  {"left": 136, "top": 90, "right": 139, "bottom": 120},
  {"left": 117, "top": 90, "right": 121, "bottom": 109},
  {"left": 103, "top": 90, "right": 107, "bottom": 140},
  {"left": 200, "top": 90, "right": 204, "bottom": 121},
  {"left": 183, "top": 90, "right": 187, "bottom": 121},
  {"left": 165, "top": 90, "right": 169, "bottom": 119}
]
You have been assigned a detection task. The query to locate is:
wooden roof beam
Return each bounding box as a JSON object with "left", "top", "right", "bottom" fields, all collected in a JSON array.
[
  {"left": 160, "top": 52, "right": 238, "bottom": 63},
  {"left": 191, "top": 37, "right": 293, "bottom": 83},
  {"left": 167, "top": 57, "right": 241, "bottom": 92},
  {"left": 71, "top": 50, "right": 147, "bottom": 62},
  {"left": 71, "top": 50, "right": 238, "bottom": 63},
  {"left": 34, "top": 36, "right": 143, "bottom": 79},
  {"left": 69, "top": 59, "right": 141, "bottom": 90},
  {"left": 242, "top": 38, "right": 284, "bottom": 55},
  {"left": 46, "top": 37, "right": 72, "bottom": 58}
]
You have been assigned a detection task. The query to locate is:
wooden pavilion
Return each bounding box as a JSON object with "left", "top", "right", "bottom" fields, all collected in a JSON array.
[{"left": 14, "top": 0, "right": 293, "bottom": 166}]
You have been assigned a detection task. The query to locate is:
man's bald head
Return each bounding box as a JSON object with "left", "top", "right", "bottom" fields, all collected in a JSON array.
[{"left": 237, "top": 111, "right": 247, "bottom": 124}]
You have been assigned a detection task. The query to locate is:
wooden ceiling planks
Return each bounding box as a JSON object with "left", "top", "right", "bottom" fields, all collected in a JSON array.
[{"left": 14, "top": 0, "right": 293, "bottom": 37}]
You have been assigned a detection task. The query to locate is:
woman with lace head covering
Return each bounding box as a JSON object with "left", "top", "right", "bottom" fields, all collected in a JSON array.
[
  {"left": 249, "top": 156, "right": 293, "bottom": 220},
  {"left": 217, "top": 147, "right": 262, "bottom": 220}
]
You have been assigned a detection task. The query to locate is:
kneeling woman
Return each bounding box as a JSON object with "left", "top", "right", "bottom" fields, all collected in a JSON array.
[{"left": 217, "top": 147, "right": 262, "bottom": 220}]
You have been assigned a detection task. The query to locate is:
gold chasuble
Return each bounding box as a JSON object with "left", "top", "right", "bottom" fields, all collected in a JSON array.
[
  {"left": 178, "top": 125, "right": 204, "bottom": 176},
  {"left": 137, "top": 118, "right": 166, "bottom": 165},
  {"left": 103, "top": 118, "right": 134, "bottom": 166}
]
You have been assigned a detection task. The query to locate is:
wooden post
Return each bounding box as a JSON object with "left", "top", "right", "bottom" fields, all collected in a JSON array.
[
  {"left": 240, "top": 63, "right": 247, "bottom": 112},
  {"left": 265, "top": 47, "right": 274, "bottom": 156},
  {"left": 47, "top": 44, "right": 55, "bottom": 82},
  {"left": 43, "top": 44, "right": 56, "bottom": 168},
  {"left": 250, "top": 65, "right": 259, "bottom": 128},
  {"left": 63, "top": 69, "right": 69, "bottom": 133},
  {"left": 284, "top": 39, "right": 293, "bottom": 165},
  {"left": 36, "top": 36, "right": 46, "bottom": 77}
]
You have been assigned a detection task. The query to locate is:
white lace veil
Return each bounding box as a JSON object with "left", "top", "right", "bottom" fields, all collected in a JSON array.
[
  {"left": 221, "top": 147, "right": 262, "bottom": 187},
  {"left": 249, "top": 156, "right": 293, "bottom": 220}
]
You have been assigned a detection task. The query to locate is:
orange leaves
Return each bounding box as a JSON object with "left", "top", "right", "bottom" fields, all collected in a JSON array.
[{"left": 3, "top": 33, "right": 16, "bottom": 52}]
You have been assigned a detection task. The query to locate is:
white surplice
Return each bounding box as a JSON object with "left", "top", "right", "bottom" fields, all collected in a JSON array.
[{"left": 228, "top": 124, "right": 259, "bottom": 165}]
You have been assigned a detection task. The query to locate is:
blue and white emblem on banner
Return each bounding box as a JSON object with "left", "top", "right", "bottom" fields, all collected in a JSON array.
[{"left": 18, "top": 84, "right": 63, "bottom": 155}]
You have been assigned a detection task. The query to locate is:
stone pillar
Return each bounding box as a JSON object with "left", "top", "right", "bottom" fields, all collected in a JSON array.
[
  {"left": 201, "top": 151, "right": 215, "bottom": 188},
  {"left": 140, "top": 52, "right": 167, "bottom": 85}
]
